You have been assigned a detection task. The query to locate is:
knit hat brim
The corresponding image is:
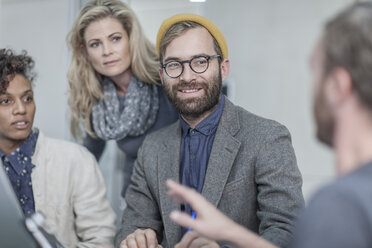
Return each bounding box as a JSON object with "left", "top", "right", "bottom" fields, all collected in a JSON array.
[{"left": 156, "top": 13, "right": 228, "bottom": 59}]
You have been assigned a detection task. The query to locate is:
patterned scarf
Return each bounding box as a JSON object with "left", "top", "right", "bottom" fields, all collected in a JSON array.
[{"left": 92, "top": 76, "right": 159, "bottom": 140}]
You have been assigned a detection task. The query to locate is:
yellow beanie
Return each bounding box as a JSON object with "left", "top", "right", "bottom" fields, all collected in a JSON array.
[{"left": 156, "top": 13, "right": 228, "bottom": 59}]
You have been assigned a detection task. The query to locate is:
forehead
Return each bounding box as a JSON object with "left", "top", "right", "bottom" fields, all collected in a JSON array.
[
  {"left": 164, "top": 27, "right": 216, "bottom": 59},
  {"left": 4, "top": 74, "right": 32, "bottom": 94},
  {"left": 84, "top": 17, "right": 125, "bottom": 39}
]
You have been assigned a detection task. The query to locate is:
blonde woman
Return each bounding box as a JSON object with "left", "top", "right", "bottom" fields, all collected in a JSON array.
[{"left": 67, "top": 0, "right": 177, "bottom": 196}]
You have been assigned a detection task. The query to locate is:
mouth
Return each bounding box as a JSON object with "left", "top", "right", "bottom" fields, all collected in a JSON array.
[
  {"left": 179, "top": 88, "right": 202, "bottom": 94},
  {"left": 103, "top": 59, "right": 119, "bottom": 66},
  {"left": 12, "top": 121, "right": 30, "bottom": 129}
]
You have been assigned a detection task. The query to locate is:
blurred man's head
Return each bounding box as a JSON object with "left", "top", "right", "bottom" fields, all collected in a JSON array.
[
  {"left": 0, "top": 49, "right": 36, "bottom": 154},
  {"left": 311, "top": 2, "right": 372, "bottom": 146}
]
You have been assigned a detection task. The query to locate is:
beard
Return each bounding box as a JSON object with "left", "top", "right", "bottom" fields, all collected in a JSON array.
[
  {"left": 163, "top": 70, "right": 222, "bottom": 120},
  {"left": 313, "top": 82, "right": 335, "bottom": 147}
]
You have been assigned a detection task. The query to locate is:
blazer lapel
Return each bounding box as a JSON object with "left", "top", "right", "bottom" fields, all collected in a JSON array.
[
  {"left": 158, "top": 122, "right": 182, "bottom": 245},
  {"left": 202, "top": 99, "right": 241, "bottom": 207}
]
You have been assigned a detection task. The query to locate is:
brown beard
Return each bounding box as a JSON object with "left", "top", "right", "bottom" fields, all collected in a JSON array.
[
  {"left": 314, "top": 81, "right": 335, "bottom": 147},
  {"left": 163, "top": 70, "right": 222, "bottom": 120}
]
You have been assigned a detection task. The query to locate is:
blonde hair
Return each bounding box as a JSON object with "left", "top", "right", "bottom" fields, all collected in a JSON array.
[{"left": 67, "top": 0, "right": 160, "bottom": 139}]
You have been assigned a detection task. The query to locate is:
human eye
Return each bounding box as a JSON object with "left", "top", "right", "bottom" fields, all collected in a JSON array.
[
  {"left": 23, "top": 94, "right": 33, "bottom": 103},
  {"left": 112, "top": 36, "right": 122, "bottom": 42},
  {"left": 0, "top": 97, "right": 10, "bottom": 105},
  {"left": 193, "top": 57, "right": 208, "bottom": 66},
  {"left": 166, "top": 61, "right": 181, "bottom": 70},
  {"left": 89, "top": 41, "right": 100, "bottom": 48}
]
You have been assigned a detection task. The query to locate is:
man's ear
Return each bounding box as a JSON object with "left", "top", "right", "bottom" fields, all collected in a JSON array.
[
  {"left": 220, "top": 58, "right": 230, "bottom": 82},
  {"left": 329, "top": 67, "right": 353, "bottom": 104}
]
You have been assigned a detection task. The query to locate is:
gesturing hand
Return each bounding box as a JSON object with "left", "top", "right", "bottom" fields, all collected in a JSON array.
[
  {"left": 166, "top": 179, "right": 237, "bottom": 241},
  {"left": 175, "top": 231, "right": 219, "bottom": 248}
]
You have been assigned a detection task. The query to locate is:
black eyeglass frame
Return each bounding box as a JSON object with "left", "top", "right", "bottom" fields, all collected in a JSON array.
[{"left": 161, "top": 54, "right": 221, "bottom": 78}]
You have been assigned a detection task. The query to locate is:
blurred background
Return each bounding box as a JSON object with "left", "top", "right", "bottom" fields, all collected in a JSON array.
[{"left": 0, "top": 0, "right": 354, "bottom": 216}]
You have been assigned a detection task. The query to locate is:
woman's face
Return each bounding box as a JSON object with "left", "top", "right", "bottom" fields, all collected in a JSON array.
[{"left": 84, "top": 17, "right": 131, "bottom": 78}]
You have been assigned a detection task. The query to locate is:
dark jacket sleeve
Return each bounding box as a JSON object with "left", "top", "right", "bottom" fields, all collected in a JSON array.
[{"left": 82, "top": 133, "right": 106, "bottom": 162}]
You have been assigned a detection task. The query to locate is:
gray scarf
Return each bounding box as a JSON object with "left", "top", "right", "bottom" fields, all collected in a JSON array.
[{"left": 92, "top": 76, "right": 159, "bottom": 140}]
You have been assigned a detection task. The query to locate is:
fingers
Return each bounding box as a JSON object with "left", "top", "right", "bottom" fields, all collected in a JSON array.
[
  {"left": 166, "top": 179, "right": 188, "bottom": 204},
  {"left": 166, "top": 180, "right": 213, "bottom": 214},
  {"left": 170, "top": 210, "right": 197, "bottom": 229},
  {"left": 120, "top": 239, "right": 128, "bottom": 248},
  {"left": 144, "top": 229, "right": 158, "bottom": 248},
  {"left": 175, "top": 231, "right": 199, "bottom": 248},
  {"left": 120, "top": 229, "right": 158, "bottom": 248},
  {"left": 175, "top": 231, "right": 219, "bottom": 248},
  {"left": 188, "top": 238, "right": 219, "bottom": 248}
]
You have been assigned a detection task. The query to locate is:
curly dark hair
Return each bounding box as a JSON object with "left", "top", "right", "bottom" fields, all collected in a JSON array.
[{"left": 0, "top": 48, "right": 36, "bottom": 93}]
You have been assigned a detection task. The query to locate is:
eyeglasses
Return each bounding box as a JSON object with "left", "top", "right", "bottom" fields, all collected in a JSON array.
[{"left": 162, "top": 55, "right": 221, "bottom": 78}]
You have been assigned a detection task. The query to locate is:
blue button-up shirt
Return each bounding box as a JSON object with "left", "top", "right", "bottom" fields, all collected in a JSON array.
[
  {"left": 179, "top": 94, "right": 225, "bottom": 217},
  {"left": 1, "top": 129, "right": 39, "bottom": 216}
]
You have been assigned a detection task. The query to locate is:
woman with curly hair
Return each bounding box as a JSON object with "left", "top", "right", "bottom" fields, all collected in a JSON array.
[
  {"left": 0, "top": 48, "right": 115, "bottom": 247},
  {"left": 67, "top": 0, "right": 177, "bottom": 196}
]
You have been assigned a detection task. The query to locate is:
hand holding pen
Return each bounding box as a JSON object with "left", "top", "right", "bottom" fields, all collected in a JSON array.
[
  {"left": 187, "top": 211, "right": 197, "bottom": 232},
  {"left": 166, "top": 180, "right": 236, "bottom": 243}
]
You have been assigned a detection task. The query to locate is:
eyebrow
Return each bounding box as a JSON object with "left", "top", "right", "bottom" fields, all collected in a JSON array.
[
  {"left": 87, "top": 32, "right": 122, "bottom": 44},
  {"left": 0, "top": 89, "right": 33, "bottom": 96},
  {"left": 163, "top": 53, "right": 210, "bottom": 63},
  {"left": 108, "top": 32, "right": 122, "bottom": 38}
]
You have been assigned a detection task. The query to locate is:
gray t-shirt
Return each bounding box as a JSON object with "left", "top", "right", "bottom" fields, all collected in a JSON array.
[{"left": 288, "top": 162, "right": 372, "bottom": 248}]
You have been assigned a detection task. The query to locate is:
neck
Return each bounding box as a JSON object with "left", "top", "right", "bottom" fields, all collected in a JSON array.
[
  {"left": 0, "top": 140, "right": 24, "bottom": 155},
  {"left": 110, "top": 69, "right": 132, "bottom": 96},
  {"left": 333, "top": 96, "right": 372, "bottom": 176}
]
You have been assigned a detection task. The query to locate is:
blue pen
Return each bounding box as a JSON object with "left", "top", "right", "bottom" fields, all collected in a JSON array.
[{"left": 187, "top": 211, "right": 197, "bottom": 232}]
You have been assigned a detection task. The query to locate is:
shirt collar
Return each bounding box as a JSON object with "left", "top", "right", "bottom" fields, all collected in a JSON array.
[
  {"left": 0, "top": 129, "right": 39, "bottom": 175},
  {"left": 180, "top": 94, "right": 225, "bottom": 136}
]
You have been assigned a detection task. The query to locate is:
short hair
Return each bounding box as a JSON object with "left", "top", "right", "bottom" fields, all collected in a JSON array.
[
  {"left": 159, "top": 21, "right": 222, "bottom": 64},
  {"left": 67, "top": 0, "right": 160, "bottom": 138},
  {"left": 0, "top": 49, "right": 35, "bottom": 94},
  {"left": 323, "top": 1, "right": 372, "bottom": 110}
]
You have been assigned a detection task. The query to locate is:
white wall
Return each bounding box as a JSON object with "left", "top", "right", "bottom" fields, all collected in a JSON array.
[
  {"left": 0, "top": 0, "right": 356, "bottom": 202},
  {"left": 0, "top": 0, "right": 71, "bottom": 140},
  {"left": 129, "top": 0, "right": 204, "bottom": 44}
]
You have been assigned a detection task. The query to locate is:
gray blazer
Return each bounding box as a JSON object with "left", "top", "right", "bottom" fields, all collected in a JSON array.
[{"left": 115, "top": 99, "right": 304, "bottom": 248}]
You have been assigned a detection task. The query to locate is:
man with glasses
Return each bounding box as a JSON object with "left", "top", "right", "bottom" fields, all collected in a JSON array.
[{"left": 116, "top": 14, "right": 304, "bottom": 248}]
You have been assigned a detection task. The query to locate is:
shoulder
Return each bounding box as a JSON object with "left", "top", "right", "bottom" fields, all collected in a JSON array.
[
  {"left": 40, "top": 133, "right": 93, "bottom": 156},
  {"left": 223, "top": 99, "right": 291, "bottom": 142},
  {"left": 310, "top": 165, "right": 372, "bottom": 210},
  {"left": 290, "top": 174, "right": 372, "bottom": 248},
  {"left": 35, "top": 131, "right": 97, "bottom": 170},
  {"left": 142, "top": 121, "right": 179, "bottom": 145}
]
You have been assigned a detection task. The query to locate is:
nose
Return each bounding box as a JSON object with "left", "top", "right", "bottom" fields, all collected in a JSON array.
[
  {"left": 13, "top": 99, "right": 26, "bottom": 115},
  {"left": 102, "top": 42, "right": 112, "bottom": 56},
  {"left": 179, "top": 62, "right": 197, "bottom": 82}
]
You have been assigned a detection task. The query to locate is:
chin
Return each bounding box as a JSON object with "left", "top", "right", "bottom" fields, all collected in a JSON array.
[
  {"left": 316, "top": 128, "right": 334, "bottom": 147},
  {"left": 12, "top": 129, "right": 32, "bottom": 140}
]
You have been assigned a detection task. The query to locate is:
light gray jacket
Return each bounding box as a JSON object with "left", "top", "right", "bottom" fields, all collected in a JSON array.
[
  {"left": 32, "top": 131, "right": 116, "bottom": 248},
  {"left": 116, "top": 99, "right": 304, "bottom": 248}
]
